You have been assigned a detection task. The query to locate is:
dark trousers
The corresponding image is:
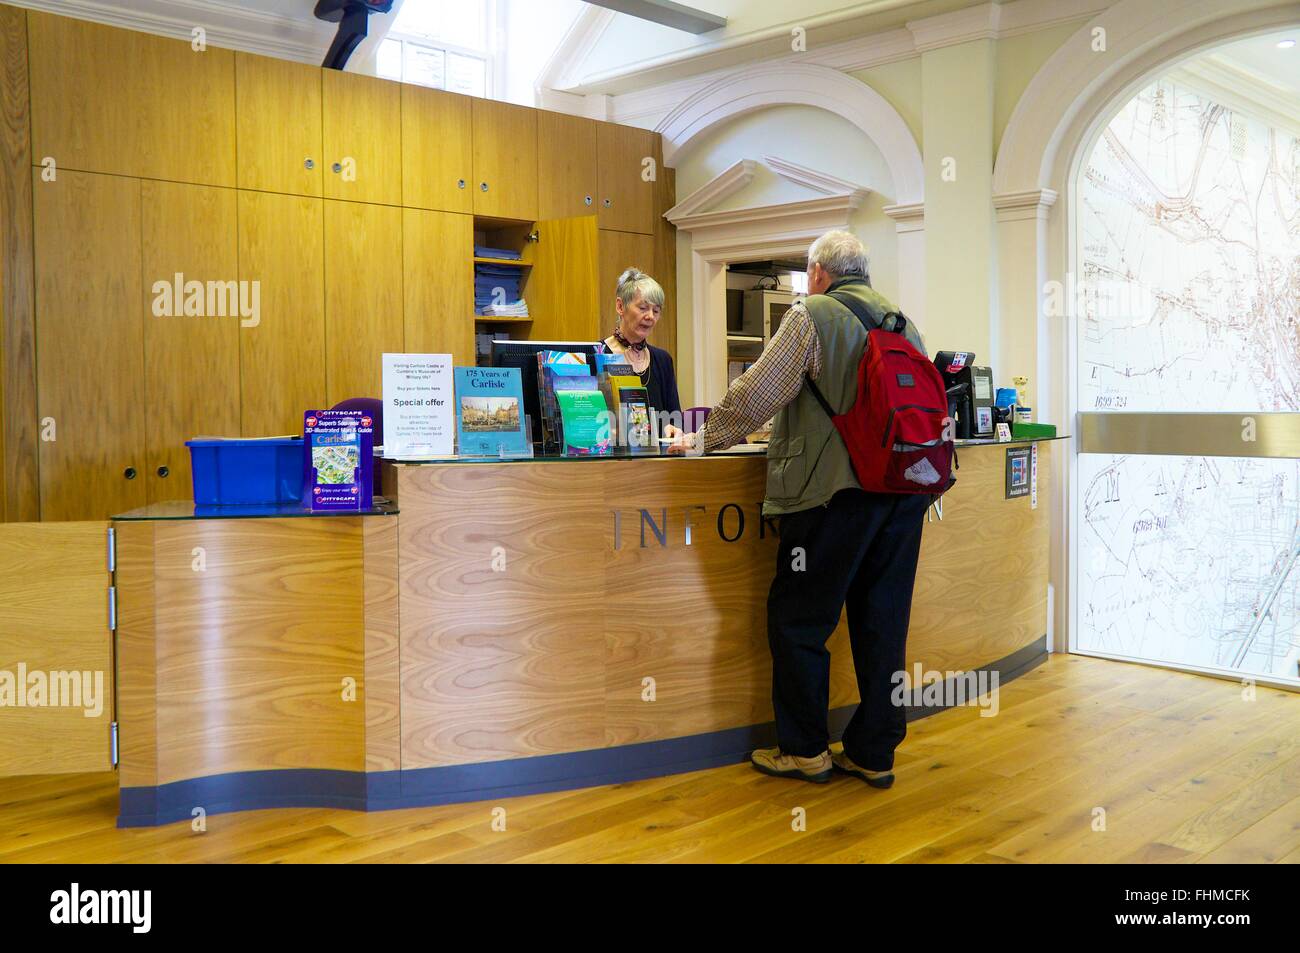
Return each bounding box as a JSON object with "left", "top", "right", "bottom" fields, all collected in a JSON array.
[{"left": 766, "top": 488, "right": 930, "bottom": 771}]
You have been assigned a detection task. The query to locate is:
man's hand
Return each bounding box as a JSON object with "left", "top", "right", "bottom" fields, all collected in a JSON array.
[
  {"left": 666, "top": 431, "right": 702, "bottom": 455},
  {"left": 663, "top": 423, "right": 684, "bottom": 440}
]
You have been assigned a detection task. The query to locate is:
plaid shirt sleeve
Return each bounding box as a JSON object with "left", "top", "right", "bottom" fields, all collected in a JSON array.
[{"left": 698, "top": 302, "right": 823, "bottom": 453}]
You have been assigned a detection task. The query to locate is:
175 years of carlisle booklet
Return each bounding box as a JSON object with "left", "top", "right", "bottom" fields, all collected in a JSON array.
[{"left": 454, "top": 366, "right": 528, "bottom": 456}]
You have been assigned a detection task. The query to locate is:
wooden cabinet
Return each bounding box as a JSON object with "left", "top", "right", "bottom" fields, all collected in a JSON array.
[
  {"left": 323, "top": 70, "right": 402, "bottom": 206},
  {"left": 33, "top": 170, "right": 146, "bottom": 521},
  {"left": 403, "top": 209, "right": 474, "bottom": 365},
  {"left": 141, "top": 180, "right": 241, "bottom": 503},
  {"left": 235, "top": 52, "right": 323, "bottom": 197},
  {"left": 471, "top": 99, "right": 538, "bottom": 221},
  {"left": 523, "top": 216, "right": 600, "bottom": 342},
  {"left": 325, "top": 200, "right": 404, "bottom": 403},
  {"left": 599, "top": 228, "right": 656, "bottom": 334},
  {"left": 402, "top": 85, "right": 473, "bottom": 214},
  {"left": 28, "top": 10, "right": 235, "bottom": 187},
  {"left": 597, "top": 122, "right": 658, "bottom": 235},
  {"left": 0, "top": 521, "right": 112, "bottom": 776},
  {"left": 537, "top": 111, "right": 597, "bottom": 221},
  {"left": 237, "top": 191, "right": 326, "bottom": 437}
]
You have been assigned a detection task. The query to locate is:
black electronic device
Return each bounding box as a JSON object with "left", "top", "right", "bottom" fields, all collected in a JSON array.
[
  {"left": 315, "top": 0, "right": 394, "bottom": 71},
  {"left": 933, "top": 351, "right": 995, "bottom": 439}
]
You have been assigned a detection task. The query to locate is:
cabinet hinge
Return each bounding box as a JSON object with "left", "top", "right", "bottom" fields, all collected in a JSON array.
[
  {"left": 107, "top": 585, "right": 117, "bottom": 632},
  {"left": 107, "top": 525, "right": 116, "bottom": 572},
  {"left": 110, "top": 721, "right": 119, "bottom": 766}
]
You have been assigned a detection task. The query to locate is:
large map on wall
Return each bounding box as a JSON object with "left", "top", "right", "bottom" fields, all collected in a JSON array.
[{"left": 1077, "top": 78, "right": 1300, "bottom": 681}]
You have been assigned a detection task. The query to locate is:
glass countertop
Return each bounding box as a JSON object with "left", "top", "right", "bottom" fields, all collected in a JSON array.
[
  {"left": 386, "top": 434, "right": 1071, "bottom": 465},
  {"left": 111, "top": 499, "right": 399, "bottom": 521}
]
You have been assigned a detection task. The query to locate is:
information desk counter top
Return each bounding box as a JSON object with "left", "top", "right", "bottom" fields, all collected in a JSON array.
[{"left": 110, "top": 439, "right": 1059, "bottom": 826}]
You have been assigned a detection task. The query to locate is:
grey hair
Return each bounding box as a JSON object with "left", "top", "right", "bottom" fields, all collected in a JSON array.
[
  {"left": 808, "top": 230, "right": 870, "bottom": 284},
  {"left": 615, "top": 267, "right": 664, "bottom": 309}
]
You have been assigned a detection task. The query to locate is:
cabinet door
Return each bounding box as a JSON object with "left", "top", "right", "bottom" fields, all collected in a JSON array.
[
  {"left": 537, "top": 111, "right": 597, "bottom": 220},
  {"left": 34, "top": 170, "right": 146, "bottom": 521},
  {"left": 471, "top": 99, "right": 538, "bottom": 221},
  {"left": 523, "top": 216, "right": 600, "bottom": 342},
  {"left": 238, "top": 191, "right": 326, "bottom": 437},
  {"left": 0, "top": 521, "right": 112, "bottom": 776},
  {"left": 322, "top": 70, "right": 402, "bottom": 206},
  {"left": 28, "top": 11, "right": 235, "bottom": 186},
  {"left": 141, "top": 181, "right": 241, "bottom": 503},
  {"left": 403, "top": 209, "right": 473, "bottom": 366},
  {"left": 599, "top": 228, "right": 656, "bottom": 337},
  {"left": 235, "top": 52, "right": 323, "bottom": 197},
  {"left": 402, "top": 85, "right": 473, "bottom": 214},
  {"left": 325, "top": 200, "right": 404, "bottom": 404},
  {"left": 596, "top": 122, "right": 658, "bottom": 234}
]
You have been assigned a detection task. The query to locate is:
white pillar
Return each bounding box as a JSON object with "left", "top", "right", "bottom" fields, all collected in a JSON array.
[{"left": 883, "top": 202, "right": 925, "bottom": 331}]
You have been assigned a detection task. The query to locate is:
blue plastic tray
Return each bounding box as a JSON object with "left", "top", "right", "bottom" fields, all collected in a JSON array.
[{"left": 186, "top": 437, "right": 305, "bottom": 506}]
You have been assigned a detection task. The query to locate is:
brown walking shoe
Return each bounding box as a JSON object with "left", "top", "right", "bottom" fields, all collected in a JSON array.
[
  {"left": 750, "top": 747, "right": 833, "bottom": 783},
  {"left": 832, "top": 750, "right": 895, "bottom": 788}
]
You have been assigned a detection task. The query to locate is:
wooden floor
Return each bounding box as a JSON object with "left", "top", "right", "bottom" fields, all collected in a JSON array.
[{"left": 1, "top": 655, "right": 1297, "bottom": 863}]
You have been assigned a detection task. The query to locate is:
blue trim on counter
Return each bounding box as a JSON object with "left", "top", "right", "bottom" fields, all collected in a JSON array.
[{"left": 118, "top": 637, "right": 1047, "bottom": 828}]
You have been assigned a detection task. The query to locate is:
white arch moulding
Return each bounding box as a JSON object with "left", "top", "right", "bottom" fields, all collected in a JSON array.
[
  {"left": 656, "top": 60, "right": 925, "bottom": 206},
  {"left": 989, "top": 0, "right": 1300, "bottom": 659}
]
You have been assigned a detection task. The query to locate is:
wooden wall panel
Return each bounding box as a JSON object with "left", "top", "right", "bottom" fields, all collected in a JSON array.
[
  {"left": 596, "top": 121, "right": 657, "bottom": 234},
  {"left": 363, "top": 515, "right": 401, "bottom": 772},
  {"left": 28, "top": 10, "right": 235, "bottom": 186},
  {"left": 471, "top": 99, "right": 537, "bottom": 221},
  {"left": 0, "top": 520, "right": 111, "bottom": 776},
  {"left": 537, "top": 111, "right": 597, "bottom": 220},
  {"left": 324, "top": 199, "right": 403, "bottom": 404},
  {"left": 140, "top": 180, "right": 240, "bottom": 501},
  {"left": 237, "top": 190, "right": 326, "bottom": 436},
  {"left": 401, "top": 85, "right": 473, "bottom": 214},
  {"left": 322, "top": 70, "right": 401, "bottom": 206},
  {"left": 0, "top": 6, "right": 36, "bottom": 521},
  {"left": 599, "top": 229, "right": 655, "bottom": 341},
  {"left": 34, "top": 170, "right": 146, "bottom": 521},
  {"left": 397, "top": 463, "right": 607, "bottom": 769},
  {"left": 522, "top": 216, "right": 600, "bottom": 342},
  {"left": 149, "top": 518, "right": 366, "bottom": 784},
  {"left": 234, "top": 51, "right": 322, "bottom": 197},
  {"left": 402, "top": 208, "right": 473, "bottom": 364}
]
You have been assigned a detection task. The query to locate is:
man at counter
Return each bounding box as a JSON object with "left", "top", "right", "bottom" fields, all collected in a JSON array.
[{"left": 672, "top": 229, "right": 930, "bottom": 789}]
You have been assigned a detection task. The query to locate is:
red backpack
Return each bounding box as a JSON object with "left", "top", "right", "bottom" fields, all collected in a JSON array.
[{"left": 805, "top": 293, "right": 956, "bottom": 496}]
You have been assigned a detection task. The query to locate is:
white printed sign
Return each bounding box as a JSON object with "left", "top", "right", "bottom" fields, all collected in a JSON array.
[{"left": 382, "top": 353, "right": 454, "bottom": 458}]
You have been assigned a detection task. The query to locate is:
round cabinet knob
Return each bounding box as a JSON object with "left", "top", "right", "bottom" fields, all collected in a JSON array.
[
  {"left": 304, "top": 158, "right": 315, "bottom": 170},
  {"left": 584, "top": 195, "right": 592, "bottom": 206},
  {"left": 603, "top": 198, "right": 612, "bottom": 208},
  {"left": 332, "top": 162, "right": 342, "bottom": 174},
  {"left": 457, "top": 179, "right": 466, "bottom": 189},
  {"left": 480, "top": 182, "right": 489, "bottom": 192},
  {"left": 157, "top": 465, "right": 169, "bottom": 478},
  {"left": 123, "top": 467, "right": 137, "bottom": 480}
]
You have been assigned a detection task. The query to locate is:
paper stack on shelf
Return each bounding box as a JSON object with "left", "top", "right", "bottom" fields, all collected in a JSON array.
[{"left": 475, "top": 259, "right": 528, "bottom": 317}]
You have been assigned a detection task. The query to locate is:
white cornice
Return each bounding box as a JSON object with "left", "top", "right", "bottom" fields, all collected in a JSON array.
[
  {"left": 992, "top": 188, "right": 1058, "bottom": 221},
  {"left": 906, "top": 3, "right": 1003, "bottom": 53},
  {"left": 7, "top": 0, "right": 336, "bottom": 64},
  {"left": 883, "top": 201, "right": 925, "bottom": 232},
  {"left": 677, "top": 195, "right": 867, "bottom": 260},
  {"left": 665, "top": 159, "right": 758, "bottom": 222},
  {"left": 1170, "top": 59, "right": 1300, "bottom": 137},
  {"left": 764, "top": 155, "right": 872, "bottom": 197}
]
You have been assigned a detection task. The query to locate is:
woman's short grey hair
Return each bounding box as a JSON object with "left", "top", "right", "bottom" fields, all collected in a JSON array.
[
  {"left": 615, "top": 267, "right": 664, "bottom": 308},
  {"left": 808, "top": 230, "right": 870, "bottom": 283}
]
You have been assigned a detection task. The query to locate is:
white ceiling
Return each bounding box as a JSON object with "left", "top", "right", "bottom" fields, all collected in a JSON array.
[{"left": 1209, "top": 29, "right": 1300, "bottom": 99}]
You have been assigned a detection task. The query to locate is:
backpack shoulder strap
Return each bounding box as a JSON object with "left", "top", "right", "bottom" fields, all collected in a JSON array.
[
  {"left": 826, "top": 289, "right": 908, "bottom": 336},
  {"left": 803, "top": 371, "right": 835, "bottom": 419}
]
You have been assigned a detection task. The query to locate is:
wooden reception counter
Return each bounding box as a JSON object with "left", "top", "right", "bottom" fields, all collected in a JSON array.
[{"left": 110, "top": 441, "right": 1058, "bottom": 826}]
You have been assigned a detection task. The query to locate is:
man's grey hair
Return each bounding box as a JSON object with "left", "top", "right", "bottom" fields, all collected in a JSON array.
[{"left": 808, "top": 230, "right": 870, "bottom": 284}]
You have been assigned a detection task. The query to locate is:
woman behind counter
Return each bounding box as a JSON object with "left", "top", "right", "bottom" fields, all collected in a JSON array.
[{"left": 603, "top": 268, "right": 683, "bottom": 438}]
